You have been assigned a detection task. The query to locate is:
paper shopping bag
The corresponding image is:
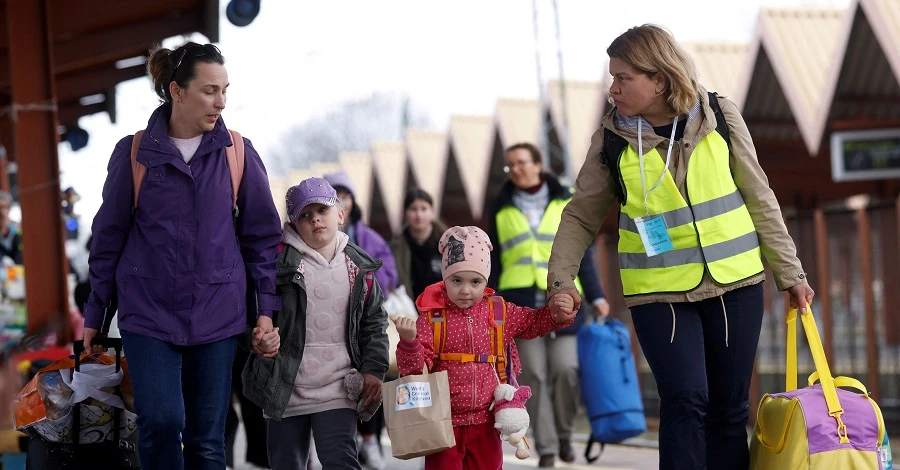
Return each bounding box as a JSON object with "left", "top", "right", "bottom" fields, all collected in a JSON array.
[{"left": 382, "top": 368, "right": 455, "bottom": 459}]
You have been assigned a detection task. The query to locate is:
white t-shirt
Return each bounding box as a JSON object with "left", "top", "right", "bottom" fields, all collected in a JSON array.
[{"left": 170, "top": 135, "right": 203, "bottom": 164}]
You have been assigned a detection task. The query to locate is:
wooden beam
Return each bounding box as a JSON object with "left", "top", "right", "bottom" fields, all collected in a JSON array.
[
  {"left": 0, "top": 13, "right": 198, "bottom": 88},
  {"left": 830, "top": 119, "right": 900, "bottom": 131},
  {"left": 7, "top": 0, "right": 70, "bottom": 340},
  {"left": 203, "top": 0, "right": 220, "bottom": 43},
  {"left": 47, "top": 0, "right": 198, "bottom": 36},
  {"left": 52, "top": 13, "right": 201, "bottom": 74},
  {"left": 57, "top": 100, "right": 107, "bottom": 125},
  {"left": 55, "top": 63, "right": 145, "bottom": 102}
]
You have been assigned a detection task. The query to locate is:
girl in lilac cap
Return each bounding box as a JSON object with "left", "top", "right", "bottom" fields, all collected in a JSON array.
[
  {"left": 242, "top": 177, "right": 389, "bottom": 470},
  {"left": 323, "top": 170, "right": 397, "bottom": 469}
]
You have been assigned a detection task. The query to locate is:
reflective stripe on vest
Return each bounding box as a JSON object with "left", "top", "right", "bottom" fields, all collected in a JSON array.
[
  {"left": 616, "top": 129, "right": 763, "bottom": 296},
  {"left": 496, "top": 199, "right": 583, "bottom": 292}
]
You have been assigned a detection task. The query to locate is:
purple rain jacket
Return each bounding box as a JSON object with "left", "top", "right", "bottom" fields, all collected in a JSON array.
[
  {"left": 352, "top": 220, "right": 398, "bottom": 292},
  {"left": 83, "top": 104, "right": 282, "bottom": 346}
]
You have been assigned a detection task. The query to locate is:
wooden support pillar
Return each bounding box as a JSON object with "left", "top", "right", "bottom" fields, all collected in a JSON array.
[
  {"left": 883, "top": 199, "right": 900, "bottom": 345},
  {"left": 7, "top": 0, "right": 70, "bottom": 339},
  {"left": 0, "top": 117, "right": 13, "bottom": 192},
  {"left": 813, "top": 209, "right": 833, "bottom": 359},
  {"left": 856, "top": 207, "right": 879, "bottom": 398}
]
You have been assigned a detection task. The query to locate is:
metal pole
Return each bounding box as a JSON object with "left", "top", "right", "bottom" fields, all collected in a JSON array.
[
  {"left": 551, "top": 0, "right": 575, "bottom": 181},
  {"left": 531, "top": 0, "right": 550, "bottom": 167}
]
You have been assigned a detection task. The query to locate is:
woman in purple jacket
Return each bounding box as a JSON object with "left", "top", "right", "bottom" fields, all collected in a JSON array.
[
  {"left": 323, "top": 171, "right": 398, "bottom": 293},
  {"left": 82, "top": 43, "right": 282, "bottom": 470}
]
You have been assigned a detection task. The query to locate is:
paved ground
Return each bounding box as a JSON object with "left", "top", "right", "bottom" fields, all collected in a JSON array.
[{"left": 232, "top": 424, "right": 661, "bottom": 470}]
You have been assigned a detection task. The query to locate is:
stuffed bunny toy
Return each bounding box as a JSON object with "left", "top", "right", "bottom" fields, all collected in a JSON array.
[{"left": 490, "top": 383, "right": 532, "bottom": 459}]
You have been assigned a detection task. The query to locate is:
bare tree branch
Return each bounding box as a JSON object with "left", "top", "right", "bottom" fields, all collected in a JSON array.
[{"left": 268, "top": 92, "right": 431, "bottom": 175}]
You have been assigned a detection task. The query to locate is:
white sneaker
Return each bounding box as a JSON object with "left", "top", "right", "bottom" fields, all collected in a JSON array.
[{"left": 361, "top": 439, "right": 386, "bottom": 470}]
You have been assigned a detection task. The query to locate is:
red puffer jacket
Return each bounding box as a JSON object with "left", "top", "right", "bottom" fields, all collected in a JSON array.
[{"left": 396, "top": 282, "right": 571, "bottom": 426}]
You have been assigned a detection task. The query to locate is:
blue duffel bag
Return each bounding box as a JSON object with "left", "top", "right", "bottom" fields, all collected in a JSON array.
[{"left": 577, "top": 318, "right": 646, "bottom": 463}]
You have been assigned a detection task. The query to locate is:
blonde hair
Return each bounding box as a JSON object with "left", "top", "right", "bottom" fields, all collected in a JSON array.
[{"left": 607, "top": 24, "right": 699, "bottom": 116}]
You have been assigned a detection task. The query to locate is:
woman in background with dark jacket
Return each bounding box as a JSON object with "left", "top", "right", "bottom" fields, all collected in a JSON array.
[
  {"left": 390, "top": 188, "right": 446, "bottom": 301},
  {"left": 488, "top": 142, "right": 609, "bottom": 468}
]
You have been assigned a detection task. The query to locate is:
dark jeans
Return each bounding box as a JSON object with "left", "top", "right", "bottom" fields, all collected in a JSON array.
[
  {"left": 226, "top": 346, "right": 270, "bottom": 468},
  {"left": 122, "top": 332, "right": 238, "bottom": 470},
  {"left": 631, "top": 283, "right": 764, "bottom": 470},
  {"left": 267, "top": 408, "right": 361, "bottom": 470}
]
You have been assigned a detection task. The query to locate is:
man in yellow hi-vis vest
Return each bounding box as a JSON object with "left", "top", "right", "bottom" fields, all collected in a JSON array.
[{"left": 487, "top": 143, "right": 609, "bottom": 468}]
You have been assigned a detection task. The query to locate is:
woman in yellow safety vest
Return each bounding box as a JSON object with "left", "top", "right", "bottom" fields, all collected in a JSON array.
[{"left": 546, "top": 24, "right": 814, "bottom": 470}]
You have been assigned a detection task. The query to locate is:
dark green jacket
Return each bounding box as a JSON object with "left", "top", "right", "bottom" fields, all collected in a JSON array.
[{"left": 242, "top": 242, "right": 390, "bottom": 420}]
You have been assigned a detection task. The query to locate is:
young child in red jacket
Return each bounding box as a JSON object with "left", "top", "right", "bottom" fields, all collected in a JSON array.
[{"left": 392, "top": 226, "right": 577, "bottom": 470}]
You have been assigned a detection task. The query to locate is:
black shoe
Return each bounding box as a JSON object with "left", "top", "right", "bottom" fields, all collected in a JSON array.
[
  {"left": 559, "top": 439, "right": 576, "bottom": 463},
  {"left": 538, "top": 454, "right": 556, "bottom": 468}
]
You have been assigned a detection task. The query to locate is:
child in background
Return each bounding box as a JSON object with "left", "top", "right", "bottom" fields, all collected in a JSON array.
[
  {"left": 391, "top": 226, "right": 577, "bottom": 470},
  {"left": 242, "top": 177, "right": 389, "bottom": 470}
]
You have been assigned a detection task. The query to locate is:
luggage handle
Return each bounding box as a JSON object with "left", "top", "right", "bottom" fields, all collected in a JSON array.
[
  {"left": 786, "top": 304, "right": 849, "bottom": 443},
  {"left": 807, "top": 372, "right": 869, "bottom": 396},
  {"left": 73, "top": 336, "right": 123, "bottom": 353},
  {"left": 584, "top": 435, "right": 606, "bottom": 464}
]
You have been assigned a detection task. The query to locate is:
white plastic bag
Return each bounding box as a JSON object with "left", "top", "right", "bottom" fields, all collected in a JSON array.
[
  {"left": 384, "top": 286, "right": 419, "bottom": 376},
  {"left": 60, "top": 363, "right": 125, "bottom": 409},
  {"left": 383, "top": 285, "right": 418, "bottom": 320}
]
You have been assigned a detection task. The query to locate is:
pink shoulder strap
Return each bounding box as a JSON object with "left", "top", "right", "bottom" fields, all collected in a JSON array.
[
  {"left": 131, "top": 129, "right": 245, "bottom": 212},
  {"left": 131, "top": 131, "right": 146, "bottom": 209},
  {"left": 226, "top": 130, "right": 245, "bottom": 210}
]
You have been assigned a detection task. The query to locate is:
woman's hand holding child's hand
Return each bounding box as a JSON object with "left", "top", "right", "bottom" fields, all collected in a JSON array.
[
  {"left": 252, "top": 316, "right": 280, "bottom": 357},
  {"left": 549, "top": 293, "right": 577, "bottom": 324},
  {"left": 390, "top": 315, "right": 418, "bottom": 341}
]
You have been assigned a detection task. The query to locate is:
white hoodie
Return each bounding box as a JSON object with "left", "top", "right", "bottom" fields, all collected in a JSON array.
[{"left": 281, "top": 223, "right": 356, "bottom": 417}]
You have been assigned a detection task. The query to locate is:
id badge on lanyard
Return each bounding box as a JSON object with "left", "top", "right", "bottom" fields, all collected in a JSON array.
[
  {"left": 635, "top": 214, "right": 673, "bottom": 256},
  {"left": 636, "top": 116, "right": 679, "bottom": 257}
]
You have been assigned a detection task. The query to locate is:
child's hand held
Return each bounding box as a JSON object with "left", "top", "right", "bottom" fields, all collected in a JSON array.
[
  {"left": 253, "top": 326, "right": 280, "bottom": 357},
  {"left": 550, "top": 293, "right": 577, "bottom": 324}
]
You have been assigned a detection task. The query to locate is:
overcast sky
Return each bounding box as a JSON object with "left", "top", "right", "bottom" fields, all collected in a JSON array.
[{"left": 56, "top": 0, "right": 851, "bottom": 227}]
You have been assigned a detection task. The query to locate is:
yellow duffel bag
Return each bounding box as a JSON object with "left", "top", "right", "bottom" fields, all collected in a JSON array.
[{"left": 750, "top": 305, "right": 888, "bottom": 469}]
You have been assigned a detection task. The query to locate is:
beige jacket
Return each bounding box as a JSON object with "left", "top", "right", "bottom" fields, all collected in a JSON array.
[{"left": 547, "top": 87, "right": 807, "bottom": 308}]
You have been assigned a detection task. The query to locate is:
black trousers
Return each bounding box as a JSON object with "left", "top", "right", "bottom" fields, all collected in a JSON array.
[
  {"left": 631, "top": 283, "right": 764, "bottom": 470},
  {"left": 226, "top": 346, "right": 270, "bottom": 468}
]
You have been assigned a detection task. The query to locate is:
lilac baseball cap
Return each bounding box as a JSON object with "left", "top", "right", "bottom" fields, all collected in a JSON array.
[
  {"left": 285, "top": 177, "right": 338, "bottom": 222},
  {"left": 323, "top": 171, "right": 356, "bottom": 197}
]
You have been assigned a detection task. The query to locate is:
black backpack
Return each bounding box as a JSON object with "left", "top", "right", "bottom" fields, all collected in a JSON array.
[{"left": 599, "top": 91, "right": 731, "bottom": 205}]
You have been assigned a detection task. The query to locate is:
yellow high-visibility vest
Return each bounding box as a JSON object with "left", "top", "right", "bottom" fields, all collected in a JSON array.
[
  {"left": 616, "top": 128, "right": 764, "bottom": 296},
  {"left": 496, "top": 198, "right": 583, "bottom": 293}
]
